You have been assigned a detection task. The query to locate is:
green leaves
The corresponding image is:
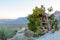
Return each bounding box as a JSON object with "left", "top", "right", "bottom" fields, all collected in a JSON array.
[
  {"left": 49, "top": 14, "right": 55, "bottom": 20},
  {"left": 49, "top": 14, "right": 58, "bottom": 30},
  {"left": 48, "top": 7, "right": 53, "bottom": 12},
  {"left": 27, "top": 5, "right": 46, "bottom": 36},
  {"left": 28, "top": 6, "right": 42, "bottom": 32}
]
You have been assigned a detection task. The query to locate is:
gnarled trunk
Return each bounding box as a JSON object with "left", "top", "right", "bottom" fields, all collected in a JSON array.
[{"left": 45, "top": 14, "right": 51, "bottom": 31}]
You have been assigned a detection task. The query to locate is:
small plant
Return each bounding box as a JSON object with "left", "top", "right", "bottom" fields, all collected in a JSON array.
[
  {"left": 0, "top": 29, "right": 7, "bottom": 40},
  {"left": 0, "top": 27, "right": 17, "bottom": 40}
]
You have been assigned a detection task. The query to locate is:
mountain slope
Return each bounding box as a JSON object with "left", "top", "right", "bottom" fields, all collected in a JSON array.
[{"left": 54, "top": 11, "right": 60, "bottom": 24}]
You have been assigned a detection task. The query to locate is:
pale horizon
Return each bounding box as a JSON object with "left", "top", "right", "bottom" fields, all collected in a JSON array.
[{"left": 0, "top": 0, "right": 60, "bottom": 19}]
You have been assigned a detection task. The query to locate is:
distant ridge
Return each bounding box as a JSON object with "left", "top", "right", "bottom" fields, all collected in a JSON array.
[
  {"left": 0, "top": 17, "right": 28, "bottom": 24},
  {"left": 54, "top": 11, "right": 60, "bottom": 16},
  {"left": 54, "top": 11, "right": 60, "bottom": 24}
]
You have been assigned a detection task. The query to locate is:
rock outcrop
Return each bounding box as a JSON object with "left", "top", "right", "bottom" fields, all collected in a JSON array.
[{"left": 8, "top": 28, "right": 34, "bottom": 40}]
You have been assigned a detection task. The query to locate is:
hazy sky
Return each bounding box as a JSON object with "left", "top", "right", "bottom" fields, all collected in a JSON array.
[{"left": 0, "top": 0, "right": 60, "bottom": 19}]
